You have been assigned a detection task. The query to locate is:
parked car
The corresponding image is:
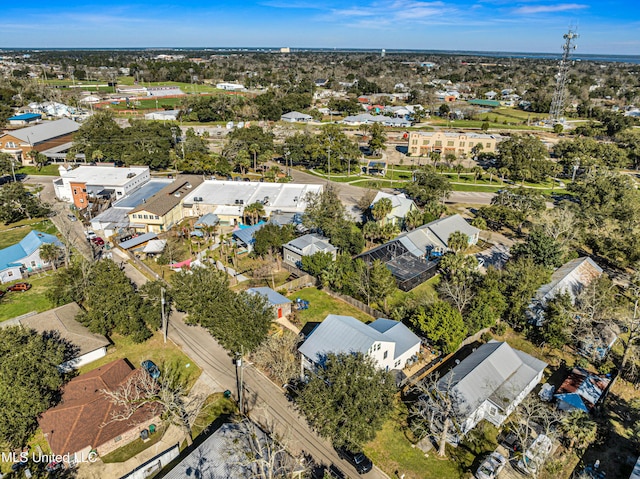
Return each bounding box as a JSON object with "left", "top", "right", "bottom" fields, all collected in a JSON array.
[
  {"left": 516, "top": 434, "right": 553, "bottom": 476},
  {"left": 92, "top": 237, "right": 105, "bottom": 246},
  {"left": 8, "top": 282, "right": 31, "bottom": 292},
  {"left": 85, "top": 230, "right": 97, "bottom": 239},
  {"left": 336, "top": 448, "right": 373, "bottom": 474},
  {"left": 476, "top": 451, "right": 507, "bottom": 479},
  {"left": 67, "top": 214, "right": 77, "bottom": 222},
  {"left": 141, "top": 360, "right": 161, "bottom": 379}
]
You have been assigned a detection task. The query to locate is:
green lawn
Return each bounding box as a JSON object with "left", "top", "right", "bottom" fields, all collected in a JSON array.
[
  {"left": 287, "top": 287, "right": 373, "bottom": 325},
  {"left": 0, "top": 218, "right": 57, "bottom": 249},
  {"left": 107, "top": 97, "right": 184, "bottom": 111},
  {"left": 17, "top": 164, "right": 62, "bottom": 176},
  {"left": 78, "top": 332, "right": 202, "bottom": 391},
  {"left": 100, "top": 424, "right": 166, "bottom": 464},
  {"left": 191, "top": 392, "right": 237, "bottom": 439},
  {"left": 0, "top": 274, "right": 60, "bottom": 321},
  {"left": 364, "top": 401, "right": 464, "bottom": 479}
]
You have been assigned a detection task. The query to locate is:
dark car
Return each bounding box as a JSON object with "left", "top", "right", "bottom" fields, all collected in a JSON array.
[
  {"left": 337, "top": 448, "right": 373, "bottom": 474},
  {"left": 141, "top": 360, "right": 161, "bottom": 379},
  {"left": 8, "top": 282, "right": 31, "bottom": 292},
  {"left": 92, "top": 237, "right": 105, "bottom": 246}
]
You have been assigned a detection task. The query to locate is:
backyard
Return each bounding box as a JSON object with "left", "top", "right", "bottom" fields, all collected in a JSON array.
[
  {"left": 0, "top": 217, "right": 57, "bottom": 249},
  {"left": 0, "top": 274, "right": 60, "bottom": 321},
  {"left": 286, "top": 287, "right": 373, "bottom": 326}
]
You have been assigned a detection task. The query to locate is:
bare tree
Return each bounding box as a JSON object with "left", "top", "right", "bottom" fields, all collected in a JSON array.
[
  {"left": 410, "top": 373, "right": 464, "bottom": 457},
  {"left": 506, "top": 395, "right": 561, "bottom": 456},
  {"left": 101, "top": 362, "right": 206, "bottom": 447},
  {"left": 250, "top": 331, "right": 299, "bottom": 385},
  {"left": 227, "top": 417, "right": 307, "bottom": 479},
  {"left": 438, "top": 278, "right": 476, "bottom": 314}
]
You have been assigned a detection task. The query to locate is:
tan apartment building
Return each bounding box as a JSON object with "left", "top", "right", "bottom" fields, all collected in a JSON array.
[
  {"left": 128, "top": 175, "right": 203, "bottom": 233},
  {"left": 408, "top": 131, "right": 503, "bottom": 158}
]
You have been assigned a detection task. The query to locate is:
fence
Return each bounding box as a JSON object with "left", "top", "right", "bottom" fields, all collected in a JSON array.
[
  {"left": 119, "top": 443, "right": 180, "bottom": 479},
  {"left": 324, "top": 289, "right": 386, "bottom": 319},
  {"left": 281, "top": 262, "right": 308, "bottom": 278},
  {"left": 278, "top": 274, "right": 316, "bottom": 292}
]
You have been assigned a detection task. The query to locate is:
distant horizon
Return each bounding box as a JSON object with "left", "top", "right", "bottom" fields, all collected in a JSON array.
[{"left": 3, "top": 0, "right": 639, "bottom": 55}]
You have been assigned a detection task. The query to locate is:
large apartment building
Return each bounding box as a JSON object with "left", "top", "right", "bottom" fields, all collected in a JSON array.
[{"left": 408, "top": 131, "right": 503, "bottom": 157}]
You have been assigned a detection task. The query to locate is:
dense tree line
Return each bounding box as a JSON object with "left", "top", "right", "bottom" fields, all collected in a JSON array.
[{"left": 0, "top": 182, "right": 50, "bottom": 224}]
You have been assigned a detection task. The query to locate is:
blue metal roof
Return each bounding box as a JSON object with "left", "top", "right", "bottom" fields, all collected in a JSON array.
[
  {"left": 554, "top": 393, "right": 590, "bottom": 412},
  {"left": 247, "top": 287, "right": 292, "bottom": 305},
  {"left": 232, "top": 223, "right": 266, "bottom": 246},
  {"left": 0, "top": 230, "right": 62, "bottom": 271},
  {"left": 119, "top": 232, "right": 157, "bottom": 250},
  {"left": 8, "top": 113, "right": 41, "bottom": 121}
]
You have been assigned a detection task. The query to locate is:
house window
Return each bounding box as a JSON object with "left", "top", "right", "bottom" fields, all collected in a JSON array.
[
  {"left": 143, "top": 215, "right": 148, "bottom": 219},
  {"left": 383, "top": 351, "right": 388, "bottom": 359},
  {"left": 489, "top": 406, "right": 498, "bottom": 416},
  {"left": 8, "top": 271, "right": 13, "bottom": 277},
  {"left": 73, "top": 189, "right": 77, "bottom": 195},
  {"left": 79, "top": 199, "right": 84, "bottom": 203},
  {"left": 114, "top": 435, "right": 122, "bottom": 442},
  {"left": 6, "top": 142, "right": 16, "bottom": 148},
  {"left": 395, "top": 360, "right": 400, "bottom": 367},
  {"left": 486, "top": 143, "right": 491, "bottom": 148},
  {"left": 447, "top": 141, "right": 454, "bottom": 146},
  {"left": 376, "top": 343, "right": 381, "bottom": 351},
  {"left": 155, "top": 215, "right": 159, "bottom": 220},
  {"left": 460, "top": 142, "right": 465, "bottom": 147}
]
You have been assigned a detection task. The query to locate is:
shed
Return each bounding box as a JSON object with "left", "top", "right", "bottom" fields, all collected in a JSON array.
[{"left": 247, "top": 287, "right": 292, "bottom": 318}]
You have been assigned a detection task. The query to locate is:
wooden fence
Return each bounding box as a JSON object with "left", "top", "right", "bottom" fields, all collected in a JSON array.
[
  {"left": 279, "top": 274, "right": 317, "bottom": 292},
  {"left": 324, "top": 289, "right": 386, "bottom": 319}
]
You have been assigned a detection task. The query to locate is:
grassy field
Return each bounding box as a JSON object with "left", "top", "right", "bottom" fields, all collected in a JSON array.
[
  {"left": 0, "top": 218, "right": 57, "bottom": 249},
  {"left": 78, "top": 332, "right": 202, "bottom": 390},
  {"left": 287, "top": 287, "right": 373, "bottom": 325},
  {"left": 17, "top": 164, "right": 61, "bottom": 176},
  {"left": 364, "top": 401, "right": 464, "bottom": 479},
  {"left": 0, "top": 274, "right": 60, "bottom": 321},
  {"left": 100, "top": 424, "right": 166, "bottom": 464}
]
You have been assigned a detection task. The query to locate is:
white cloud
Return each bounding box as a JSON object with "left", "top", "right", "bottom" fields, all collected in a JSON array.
[{"left": 512, "top": 3, "right": 588, "bottom": 14}]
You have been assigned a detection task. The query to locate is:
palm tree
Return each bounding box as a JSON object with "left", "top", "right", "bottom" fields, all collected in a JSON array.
[
  {"left": 243, "top": 202, "right": 265, "bottom": 225},
  {"left": 363, "top": 221, "right": 380, "bottom": 246},
  {"left": 560, "top": 410, "right": 598, "bottom": 451},
  {"left": 499, "top": 167, "right": 510, "bottom": 183},
  {"left": 371, "top": 197, "right": 393, "bottom": 225},
  {"left": 405, "top": 208, "right": 424, "bottom": 230},
  {"left": 91, "top": 149, "right": 105, "bottom": 163},
  {"left": 472, "top": 166, "right": 484, "bottom": 183},
  {"left": 487, "top": 167, "right": 498, "bottom": 183},
  {"left": 248, "top": 143, "right": 260, "bottom": 171},
  {"left": 39, "top": 243, "right": 61, "bottom": 270},
  {"left": 430, "top": 151, "right": 441, "bottom": 168},
  {"left": 447, "top": 231, "right": 469, "bottom": 254}
]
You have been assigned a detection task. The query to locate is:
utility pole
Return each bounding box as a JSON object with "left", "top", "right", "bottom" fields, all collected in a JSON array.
[
  {"left": 327, "top": 143, "right": 331, "bottom": 183},
  {"left": 161, "top": 287, "right": 167, "bottom": 343},
  {"left": 235, "top": 346, "right": 245, "bottom": 415}
]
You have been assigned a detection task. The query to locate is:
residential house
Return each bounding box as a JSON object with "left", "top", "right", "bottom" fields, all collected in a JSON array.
[
  {"left": 38, "top": 359, "right": 161, "bottom": 461},
  {"left": 232, "top": 222, "right": 267, "bottom": 253},
  {"left": 0, "top": 118, "right": 80, "bottom": 165},
  {"left": 247, "top": 287, "right": 292, "bottom": 318},
  {"left": 370, "top": 192, "right": 418, "bottom": 227},
  {"left": 54, "top": 164, "right": 151, "bottom": 209},
  {"left": 280, "top": 111, "right": 314, "bottom": 123},
  {"left": 298, "top": 314, "right": 421, "bottom": 373},
  {"left": 282, "top": 233, "right": 337, "bottom": 269},
  {"left": 181, "top": 181, "right": 322, "bottom": 226},
  {"left": 433, "top": 341, "right": 547, "bottom": 444},
  {"left": 7, "top": 113, "right": 41, "bottom": 126},
  {"left": 127, "top": 175, "right": 204, "bottom": 233},
  {"left": 554, "top": 367, "right": 611, "bottom": 413},
  {"left": 215, "top": 82, "right": 245, "bottom": 91},
  {"left": 408, "top": 131, "right": 503, "bottom": 158},
  {"left": 357, "top": 214, "right": 479, "bottom": 291},
  {"left": 119, "top": 232, "right": 158, "bottom": 252},
  {"left": 0, "top": 230, "right": 63, "bottom": 283},
  {"left": 528, "top": 257, "right": 603, "bottom": 326},
  {"left": 1, "top": 302, "right": 109, "bottom": 371}
]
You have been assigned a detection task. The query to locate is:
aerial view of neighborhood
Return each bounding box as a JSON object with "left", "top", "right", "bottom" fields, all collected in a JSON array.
[{"left": 1, "top": 1, "right": 640, "bottom": 478}]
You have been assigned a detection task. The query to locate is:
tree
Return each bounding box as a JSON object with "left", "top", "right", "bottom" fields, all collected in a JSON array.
[
  {"left": 368, "top": 260, "right": 397, "bottom": 310},
  {"left": 250, "top": 330, "right": 299, "bottom": 385},
  {"left": 405, "top": 166, "right": 451, "bottom": 206},
  {"left": 28, "top": 150, "right": 48, "bottom": 171},
  {"left": 296, "top": 352, "right": 395, "bottom": 449},
  {"left": 0, "top": 152, "right": 15, "bottom": 178},
  {"left": 540, "top": 293, "right": 573, "bottom": 349},
  {"left": 559, "top": 410, "right": 597, "bottom": 451},
  {"left": 0, "top": 327, "right": 68, "bottom": 448},
  {"left": 253, "top": 224, "right": 295, "bottom": 257},
  {"left": 511, "top": 229, "right": 564, "bottom": 269},
  {"left": 447, "top": 231, "right": 470, "bottom": 254},
  {"left": 301, "top": 251, "right": 334, "bottom": 277},
  {"left": 39, "top": 242, "right": 61, "bottom": 270},
  {"left": 405, "top": 208, "right": 425, "bottom": 230},
  {"left": 171, "top": 265, "right": 272, "bottom": 353},
  {"left": 72, "top": 110, "right": 123, "bottom": 161},
  {"left": 501, "top": 257, "right": 551, "bottom": 328},
  {"left": 411, "top": 301, "right": 467, "bottom": 354},
  {"left": 244, "top": 202, "right": 266, "bottom": 225},
  {"left": 497, "top": 134, "right": 552, "bottom": 182},
  {"left": 371, "top": 197, "right": 392, "bottom": 224},
  {"left": 466, "top": 270, "right": 507, "bottom": 333},
  {"left": 367, "top": 122, "right": 387, "bottom": 156},
  {"left": 0, "top": 182, "right": 50, "bottom": 224}
]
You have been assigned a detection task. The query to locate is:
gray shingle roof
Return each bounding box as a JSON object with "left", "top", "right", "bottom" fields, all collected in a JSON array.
[
  {"left": 439, "top": 341, "right": 546, "bottom": 416},
  {"left": 4, "top": 118, "right": 79, "bottom": 144}
]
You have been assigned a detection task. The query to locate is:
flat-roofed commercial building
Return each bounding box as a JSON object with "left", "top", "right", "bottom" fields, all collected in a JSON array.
[
  {"left": 53, "top": 165, "right": 150, "bottom": 209},
  {"left": 182, "top": 180, "right": 322, "bottom": 226},
  {"left": 408, "top": 131, "right": 503, "bottom": 158}
]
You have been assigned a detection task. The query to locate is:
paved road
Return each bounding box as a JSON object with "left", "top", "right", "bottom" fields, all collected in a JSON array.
[{"left": 167, "top": 313, "right": 387, "bottom": 479}]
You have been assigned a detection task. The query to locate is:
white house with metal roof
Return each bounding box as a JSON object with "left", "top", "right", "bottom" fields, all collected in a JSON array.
[
  {"left": 282, "top": 233, "right": 337, "bottom": 268},
  {"left": 247, "top": 286, "right": 292, "bottom": 318},
  {"left": 181, "top": 180, "right": 322, "bottom": 226},
  {"left": 0, "top": 231, "right": 63, "bottom": 283},
  {"left": 370, "top": 191, "right": 417, "bottom": 227},
  {"left": 528, "top": 257, "right": 603, "bottom": 326},
  {"left": 434, "top": 341, "right": 547, "bottom": 444},
  {"left": 280, "top": 111, "right": 314, "bottom": 123},
  {"left": 298, "top": 315, "right": 421, "bottom": 373}
]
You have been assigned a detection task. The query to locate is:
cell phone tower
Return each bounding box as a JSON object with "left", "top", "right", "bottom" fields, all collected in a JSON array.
[{"left": 549, "top": 28, "right": 579, "bottom": 123}]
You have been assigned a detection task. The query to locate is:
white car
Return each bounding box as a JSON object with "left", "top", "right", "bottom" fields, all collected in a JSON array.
[
  {"left": 84, "top": 230, "right": 97, "bottom": 239},
  {"left": 476, "top": 451, "right": 507, "bottom": 479},
  {"left": 516, "top": 434, "right": 553, "bottom": 475}
]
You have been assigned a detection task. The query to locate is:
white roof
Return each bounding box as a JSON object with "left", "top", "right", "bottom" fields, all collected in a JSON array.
[
  {"left": 184, "top": 181, "right": 322, "bottom": 214},
  {"left": 59, "top": 165, "right": 149, "bottom": 187},
  {"left": 4, "top": 118, "right": 80, "bottom": 144},
  {"left": 371, "top": 192, "right": 415, "bottom": 220},
  {"left": 281, "top": 111, "right": 313, "bottom": 120}
]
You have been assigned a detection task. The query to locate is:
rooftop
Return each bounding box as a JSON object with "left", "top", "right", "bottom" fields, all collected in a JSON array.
[
  {"left": 0, "top": 230, "right": 62, "bottom": 271},
  {"left": 112, "top": 179, "right": 173, "bottom": 209},
  {"left": 246, "top": 286, "right": 292, "bottom": 305},
  {"left": 536, "top": 257, "right": 603, "bottom": 303},
  {"left": 284, "top": 233, "right": 336, "bottom": 256},
  {"left": 2, "top": 118, "right": 79, "bottom": 144},
  {"left": 59, "top": 165, "right": 149, "bottom": 187},
  {"left": 129, "top": 175, "right": 204, "bottom": 217}
]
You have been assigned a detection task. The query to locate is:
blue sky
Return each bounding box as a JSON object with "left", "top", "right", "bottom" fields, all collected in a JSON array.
[{"left": 1, "top": 0, "right": 638, "bottom": 54}]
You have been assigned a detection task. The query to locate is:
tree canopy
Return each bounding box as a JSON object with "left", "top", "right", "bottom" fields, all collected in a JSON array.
[
  {"left": 296, "top": 352, "right": 396, "bottom": 449},
  {"left": 404, "top": 166, "right": 451, "bottom": 206}
]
